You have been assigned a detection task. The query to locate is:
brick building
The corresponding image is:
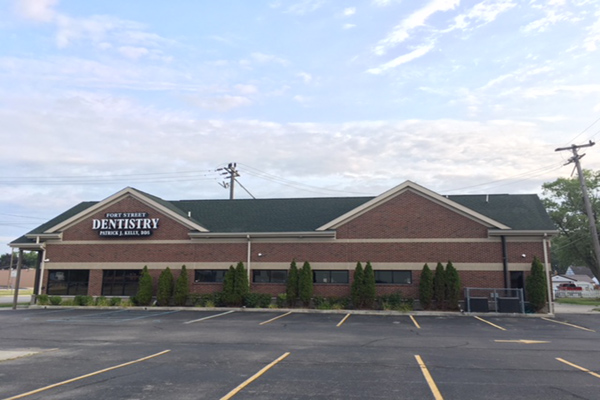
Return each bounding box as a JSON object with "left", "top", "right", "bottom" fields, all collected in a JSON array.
[{"left": 10, "top": 181, "right": 556, "bottom": 300}]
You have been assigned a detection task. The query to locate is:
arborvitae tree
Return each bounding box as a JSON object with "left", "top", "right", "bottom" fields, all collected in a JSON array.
[
  {"left": 222, "top": 265, "right": 236, "bottom": 306},
  {"left": 173, "top": 265, "right": 189, "bottom": 306},
  {"left": 351, "top": 262, "right": 364, "bottom": 308},
  {"left": 445, "top": 261, "right": 461, "bottom": 311},
  {"left": 419, "top": 263, "right": 433, "bottom": 310},
  {"left": 298, "top": 261, "right": 313, "bottom": 307},
  {"left": 157, "top": 267, "right": 174, "bottom": 306},
  {"left": 286, "top": 259, "right": 299, "bottom": 307},
  {"left": 526, "top": 256, "right": 547, "bottom": 312},
  {"left": 433, "top": 262, "right": 447, "bottom": 310},
  {"left": 363, "top": 262, "right": 376, "bottom": 309},
  {"left": 135, "top": 266, "right": 154, "bottom": 306},
  {"left": 234, "top": 261, "right": 249, "bottom": 306}
]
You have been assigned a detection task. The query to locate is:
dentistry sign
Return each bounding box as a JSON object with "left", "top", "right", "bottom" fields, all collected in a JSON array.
[{"left": 92, "top": 212, "right": 159, "bottom": 237}]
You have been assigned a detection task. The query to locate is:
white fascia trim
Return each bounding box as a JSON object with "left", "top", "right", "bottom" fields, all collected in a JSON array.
[
  {"left": 317, "top": 180, "right": 510, "bottom": 231},
  {"left": 45, "top": 187, "right": 209, "bottom": 234},
  {"left": 488, "top": 229, "right": 559, "bottom": 237},
  {"left": 189, "top": 231, "right": 336, "bottom": 239},
  {"left": 25, "top": 233, "right": 62, "bottom": 241}
]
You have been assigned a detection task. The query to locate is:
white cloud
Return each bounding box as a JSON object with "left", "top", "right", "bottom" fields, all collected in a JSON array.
[
  {"left": 297, "top": 72, "right": 313, "bottom": 83},
  {"left": 241, "top": 52, "right": 290, "bottom": 68},
  {"left": 235, "top": 84, "right": 258, "bottom": 94},
  {"left": 523, "top": 84, "right": 600, "bottom": 98},
  {"left": 13, "top": 0, "right": 58, "bottom": 22},
  {"left": 451, "top": 0, "right": 516, "bottom": 31},
  {"left": 186, "top": 95, "right": 252, "bottom": 112},
  {"left": 118, "top": 46, "right": 149, "bottom": 60},
  {"left": 583, "top": 10, "right": 600, "bottom": 51},
  {"left": 343, "top": 23, "right": 357, "bottom": 30},
  {"left": 374, "top": 0, "right": 459, "bottom": 55},
  {"left": 285, "top": 0, "right": 324, "bottom": 15},
  {"left": 367, "top": 43, "right": 434, "bottom": 74},
  {"left": 343, "top": 7, "right": 356, "bottom": 17}
]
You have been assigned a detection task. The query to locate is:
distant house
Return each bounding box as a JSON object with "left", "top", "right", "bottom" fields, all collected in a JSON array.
[{"left": 565, "top": 266, "right": 599, "bottom": 285}]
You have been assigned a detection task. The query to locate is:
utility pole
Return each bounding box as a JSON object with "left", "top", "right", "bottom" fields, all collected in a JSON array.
[
  {"left": 555, "top": 140, "right": 600, "bottom": 277},
  {"left": 218, "top": 163, "right": 240, "bottom": 200}
]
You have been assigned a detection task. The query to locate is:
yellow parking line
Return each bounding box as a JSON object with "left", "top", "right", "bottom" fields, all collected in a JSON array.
[
  {"left": 337, "top": 313, "right": 351, "bottom": 327},
  {"left": 542, "top": 317, "right": 595, "bottom": 332},
  {"left": 415, "top": 355, "right": 444, "bottom": 400},
  {"left": 220, "top": 352, "right": 290, "bottom": 400},
  {"left": 2, "top": 350, "right": 171, "bottom": 400},
  {"left": 474, "top": 316, "right": 506, "bottom": 331},
  {"left": 410, "top": 315, "right": 421, "bottom": 329},
  {"left": 556, "top": 358, "right": 600, "bottom": 379},
  {"left": 259, "top": 311, "right": 292, "bottom": 325}
]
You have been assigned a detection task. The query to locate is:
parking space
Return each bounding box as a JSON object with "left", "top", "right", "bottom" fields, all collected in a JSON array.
[{"left": 1, "top": 309, "right": 599, "bottom": 399}]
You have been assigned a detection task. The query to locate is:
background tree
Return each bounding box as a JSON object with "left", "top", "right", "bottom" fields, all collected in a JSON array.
[
  {"left": 363, "top": 262, "right": 376, "bottom": 309},
  {"left": 298, "top": 261, "right": 313, "bottom": 307},
  {"left": 157, "top": 267, "right": 174, "bottom": 306},
  {"left": 433, "top": 262, "right": 446, "bottom": 310},
  {"left": 445, "top": 261, "right": 461, "bottom": 311},
  {"left": 526, "top": 256, "right": 547, "bottom": 312},
  {"left": 173, "top": 265, "right": 189, "bottom": 306},
  {"left": 542, "top": 170, "right": 600, "bottom": 279},
  {"left": 135, "top": 266, "right": 153, "bottom": 306},
  {"left": 286, "top": 260, "right": 299, "bottom": 307},
  {"left": 419, "top": 264, "right": 433, "bottom": 310},
  {"left": 351, "top": 262, "right": 364, "bottom": 308}
]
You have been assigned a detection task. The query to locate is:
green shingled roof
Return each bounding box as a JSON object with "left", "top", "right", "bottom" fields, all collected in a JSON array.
[{"left": 11, "top": 189, "right": 556, "bottom": 246}]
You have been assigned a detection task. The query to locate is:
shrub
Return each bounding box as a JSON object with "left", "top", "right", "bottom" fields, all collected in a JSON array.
[
  {"left": 95, "top": 296, "right": 110, "bottom": 307},
  {"left": 109, "top": 297, "right": 122, "bottom": 307},
  {"left": 377, "top": 293, "right": 413, "bottom": 311},
  {"left": 351, "top": 262, "right": 364, "bottom": 308},
  {"left": 173, "top": 265, "right": 190, "bottom": 306},
  {"left": 526, "top": 256, "right": 547, "bottom": 312},
  {"left": 222, "top": 263, "right": 249, "bottom": 306},
  {"left": 135, "top": 266, "right": 154, "bottom": 306},
  {"left": 419, "top": 264, "right": 433, "bottom": 310},
  {"left": 363, "top": 262, "right": 376, "bottom": 309},
  {"left": 222, "top": 265, "right": 236, "bottom": 305},
  {"left": 298, "top": 261, "right": 313, "bottom": 307},
  {"left": 74, "top": 295, "right": 93, "bottom": 306},
  {"left": 244, "top": 292, "right": 272, "bottom": 308},
  {"left": 49, "top": 296, "right": 62, "bottom": 306},
  {"left": 61, "top": 299, "right": 75, "bottom": 306},
  {"left": 433, "top": 262, "right": 447, "bottom": 310},
  {"left": 286, "top": 260, "right": 299, "bottom": 307},
  {"left": 276, "top": 293, "right": 288, "bottom": 308},
  {"left": 445, "top": 261, "right": 461, "bottom": 310},
  {"left": 234, "top": 262, "right": 249, "bottom": 302},
  {"left": 157, "top": 267, "right": 174, "bottom": 306},
  {"left": 37, "top": 294, "right": 49, "bottom": 305}
]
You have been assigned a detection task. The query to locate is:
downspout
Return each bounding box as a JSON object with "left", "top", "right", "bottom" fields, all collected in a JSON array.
[
  {"left": 38, "top": 246, "right": 47, "bottom": 297},
  {"left": 543, "top": 236, "right": 554, "bottom": 314},
  {"left": 247, "top": 235, "right": 251, "bottom": 283},
  {"left": 501, "top": 236, "right": 509, "bottom": 288}
]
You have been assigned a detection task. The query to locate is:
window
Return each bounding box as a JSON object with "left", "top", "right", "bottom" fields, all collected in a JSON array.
[
  {"left": 253, "top": 270, "right": 287, "bottom": 283},
  {"left": 313, "top": 270, "right": 349, "bottom": 284},
  {"left": 374, "top": 270, "right": 412, "bottom": 284},
  {"left": 47, "top": 270, "right": 89, "bottom": 295},
  {"left": 195, "top": 269, "right": 227, "bottom": 283},
  {"left": 102, "top": 270, "right": 140, "bottom": 296}
]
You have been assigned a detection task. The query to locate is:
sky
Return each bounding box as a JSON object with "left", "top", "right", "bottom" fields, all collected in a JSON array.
[{"left": 2, "top": 0, "right": 600, "bottom": 250}]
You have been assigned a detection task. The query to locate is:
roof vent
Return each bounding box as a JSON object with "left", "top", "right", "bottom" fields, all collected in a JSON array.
[
  {"left": 485, "top": 194, "right": 489, "bottom": 203},
  {"left": 188, "top": 211, "right": 192, "bottom": 218}
]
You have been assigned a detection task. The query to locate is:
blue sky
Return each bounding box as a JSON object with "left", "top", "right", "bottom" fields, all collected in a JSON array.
[{"left": 2, "top": 0, "right": 600, "bottom": 249}]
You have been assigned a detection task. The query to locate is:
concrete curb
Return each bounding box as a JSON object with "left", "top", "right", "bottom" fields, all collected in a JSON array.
[{"left": 21, "top": 304, "right": 556, "bottom": 318}]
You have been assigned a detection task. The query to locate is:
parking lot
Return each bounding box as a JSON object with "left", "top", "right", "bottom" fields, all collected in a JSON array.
[{"left": 1, "top": 308, "right": 599, "bottom": 400}]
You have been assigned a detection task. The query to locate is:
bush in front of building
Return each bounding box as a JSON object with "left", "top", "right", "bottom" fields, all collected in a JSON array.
[
  {"left": 95, "top": 296, "right": 110, "bottom": 307},
  {"left": 49, "top": 295, "right": 62, "bottom": 305},
  {"left": 313, "top": 296, "right": 349, "bottom": 310},
  {"left": 234, "top": 261, "right": 249, "bottom": 302},
  {"left": 445, "top": 261, "right": 461, "bottom": 311},
  {"left": 37, "top": 294, "right": 49, "bottom": 305},
  {"left": 526, "top": 256, "right": 547, "bottom": 312},
  {"left": 134, "top": 266, "right": 154, "bottom": 306},
  {"left": 433, "top": 262, "right": 447, "bottom": 310},
  {"left": 286, "top": 260, "right": 299, "bottom": 307},
  {"left": 377, "top": 292, "right": 413, "bottom": 311},
  {"left": 74, "top": 295, "right": 94, "bottom": 306},
  {"left": 222, "top": 262, "right": 249, "bottom": 306},
  {"left": 351, "top": 262, "right": 364, "bottom": 308},
  {"left": 244, "top": 292, "right": 272, "bottom": 308},
  {"left": 419, "top": 263, "right": 433, "bottom": 310},
  {"left": 109, "top": 297, "right": 122, "bottom": 307},
  {"left": 174, "top": 265, "right": 190, "bottom": 306},
  {"left": 363, "top": 262, "right": 376, "bottom": 309},
  {"left": 299, "top": 261, "right": 313, "bottom": 307},
  {"left": 157, "top": 267, "right": 174, "bottom": 306}
]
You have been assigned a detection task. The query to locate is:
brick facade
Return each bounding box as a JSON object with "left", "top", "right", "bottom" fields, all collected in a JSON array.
[{"left": 34, "top": 186, "right": 554, "bottom": 301}]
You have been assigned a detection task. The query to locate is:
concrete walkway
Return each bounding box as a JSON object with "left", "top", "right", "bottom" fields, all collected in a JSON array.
[{"left": 553, "top": 302, "right": 600, "bottom": 314}]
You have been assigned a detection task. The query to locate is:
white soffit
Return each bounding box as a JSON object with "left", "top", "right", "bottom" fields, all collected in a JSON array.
[
  {"left": 44, "top": 187, "right": 209, "bottom": 233},
  {"left": 316, "top": 180, "right": 510, "bottom": 231}
]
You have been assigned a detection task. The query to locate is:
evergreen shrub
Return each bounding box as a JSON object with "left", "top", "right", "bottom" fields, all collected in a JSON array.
[
  {"left": 157, "top": 267, "right": 174, "bottom": 306},
  {"left": 419, "top": 264, "right": 433, "bottom": 310}
]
